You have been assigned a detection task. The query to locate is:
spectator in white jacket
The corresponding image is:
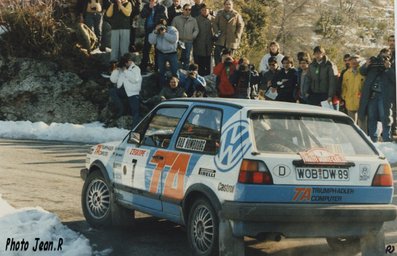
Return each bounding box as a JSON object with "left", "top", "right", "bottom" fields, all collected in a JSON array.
[
  {"left": 110, "top": 53, "right": 142, "bottom": 128},
  {"left": 259, "top": 41, "right": 284, "bottom": 73}
]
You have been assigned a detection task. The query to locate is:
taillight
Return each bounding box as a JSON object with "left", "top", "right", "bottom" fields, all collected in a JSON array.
[
  {"left": 372, "top": 163, "right": 393, "bottom": 186},
  {"left": 238, "top": 159, "right": 273, "bottom": 184}
]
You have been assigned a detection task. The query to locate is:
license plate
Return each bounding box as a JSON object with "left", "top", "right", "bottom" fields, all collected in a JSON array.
[{"left": 295, "top": 167, "right": 349, "bottom": 181}]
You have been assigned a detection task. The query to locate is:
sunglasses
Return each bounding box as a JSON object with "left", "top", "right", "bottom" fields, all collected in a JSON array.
[{"left": 184, "top": 8, "right": 191, "bottom": 11}]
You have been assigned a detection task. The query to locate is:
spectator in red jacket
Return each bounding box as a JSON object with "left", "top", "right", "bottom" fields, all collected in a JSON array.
[{"left": 213, "top": 49, "right": 238, "bottom": 98}]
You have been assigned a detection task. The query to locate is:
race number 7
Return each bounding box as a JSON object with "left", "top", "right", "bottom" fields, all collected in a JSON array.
[{"left": 149, "top": 150, "right": 191, "bottom": 200}]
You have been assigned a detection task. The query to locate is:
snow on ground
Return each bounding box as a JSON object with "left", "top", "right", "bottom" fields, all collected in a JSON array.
[
  {"left": 0, "top": 194, "right": 92, "bottom": 256},
  {"left": 0, "top": 120, "right": 396, "bottom": 163},
  {"left": 0, "top": 121, "right": 128, "bottom": 144}
]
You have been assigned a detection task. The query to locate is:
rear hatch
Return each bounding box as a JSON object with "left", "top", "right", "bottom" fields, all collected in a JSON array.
[{"left": 235, "top": 112, "right": 393, "bottom": 204}]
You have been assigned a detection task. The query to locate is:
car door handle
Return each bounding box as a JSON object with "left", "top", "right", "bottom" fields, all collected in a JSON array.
[{"left": 152, "top": 155, "right": 164, "bottom": 161}]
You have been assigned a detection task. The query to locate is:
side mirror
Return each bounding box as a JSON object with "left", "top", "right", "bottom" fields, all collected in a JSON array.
[{"left": 128, "top": 132, "right": 141, "bottom": 144}]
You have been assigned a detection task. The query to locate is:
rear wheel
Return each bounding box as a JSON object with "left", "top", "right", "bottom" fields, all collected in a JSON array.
[
  {"left": 326, "top": 237, "right": 360, "bottom": 253},
  {"left": 187, "top": 198, "right": 219, "bottom": 256}
]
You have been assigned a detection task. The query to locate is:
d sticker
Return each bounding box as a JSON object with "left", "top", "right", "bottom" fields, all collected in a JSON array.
[{"left": 272, "top": 164, "right": 291, "bottom": 178}]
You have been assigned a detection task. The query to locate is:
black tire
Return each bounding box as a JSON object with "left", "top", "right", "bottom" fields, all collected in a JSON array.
[
  {"left": 326, "top": 237, "right": 360, "bottom": 253},
  {"left": 82, "top": 170, "right": 134, "bottom": 228},
  {"left": 187, "top": 198, "right": 219, "bottom": 256}
]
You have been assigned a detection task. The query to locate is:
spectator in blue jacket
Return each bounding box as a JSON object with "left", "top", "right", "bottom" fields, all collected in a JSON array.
[{"left": 178, "top": 64, "right": 207, "bottom": 97}]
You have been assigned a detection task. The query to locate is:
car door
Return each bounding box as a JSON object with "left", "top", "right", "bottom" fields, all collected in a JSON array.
[{"left": 125, "top": 105, "right": 188, "bottom": 211}]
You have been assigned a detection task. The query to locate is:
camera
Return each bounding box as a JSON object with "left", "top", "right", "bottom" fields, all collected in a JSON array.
[
  {"left": 369, "top": 56, "right": 386, "bottom": 70},
  {"left": 224, "top": 57, "right": 233, "bottom": 66},
  {"left": 157, "top": 25, "right": 167, "bottom": 33}
]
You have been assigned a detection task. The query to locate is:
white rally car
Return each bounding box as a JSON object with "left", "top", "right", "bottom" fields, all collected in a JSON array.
[{"left": 81, "top": 98, "right": 396, "bottom": 255}]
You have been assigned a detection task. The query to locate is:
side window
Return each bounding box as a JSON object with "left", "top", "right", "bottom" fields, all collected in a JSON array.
[
  {"left": 176, "top": 107, "right": 222, "bottom": 155},
  {"left": 142, "top": 107, "right": 187, "bottom": 148}
]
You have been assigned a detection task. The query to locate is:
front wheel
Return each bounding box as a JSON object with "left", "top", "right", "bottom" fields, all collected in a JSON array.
[
  {"left": 82, "top": 170, "right": 134, "bottom": 228},
  {"left": 187, "top": 198, "right": 219, "bottom": 256}
]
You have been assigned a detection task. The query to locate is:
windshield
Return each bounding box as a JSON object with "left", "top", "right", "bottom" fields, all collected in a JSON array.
[{"left": 251, "top": 113, "right": 377, "bottom": 156}]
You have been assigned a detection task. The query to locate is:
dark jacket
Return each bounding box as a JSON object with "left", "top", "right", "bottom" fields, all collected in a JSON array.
[
  {"left": 167, "top": 3, "right": 182, "bottom": 24},
  {"left": 230, "top": 69, "right": 260, "bottom": 99},
  {"left": 358, "top": 63, "right": 396, "bottom": 121},
  {"left": 260, "top": 68, "right": 280, "bottom": 91},
  {"left": 272, "top": 68, "right": 298, "bottom": 102},
  {"left": 159, "top": 86, "right": 187, "bottom": 100},
  {"left": 193, "top": 14, "right": 214, "bottom": 57},
  {"left": 304, "top": 56, "right": 338, "bottom": 98},
  {"left": 141, "top": 3, "right": 167, "bottom": 32}
]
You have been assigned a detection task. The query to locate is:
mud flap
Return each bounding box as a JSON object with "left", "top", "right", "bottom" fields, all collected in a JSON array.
[
  {"left": 219, "top": 218, "right": 245, "bottom": 256},
  {"left": 361, "top": 229, "right": 385, "bottom": 256}
]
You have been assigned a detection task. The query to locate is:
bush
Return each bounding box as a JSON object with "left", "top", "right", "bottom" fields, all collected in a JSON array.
[{"left": 0, "top": 0, "right": 73, "bottom": 59}]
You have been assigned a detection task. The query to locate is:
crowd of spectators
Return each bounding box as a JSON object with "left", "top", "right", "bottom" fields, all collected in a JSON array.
[{"left": 76, "top": 0, "right": 396, "bottom": 141}]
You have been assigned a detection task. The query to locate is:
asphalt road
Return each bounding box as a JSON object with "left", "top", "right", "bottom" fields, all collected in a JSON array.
[{"left": 0, "top": 138, "right": 396, "bottom": 256}]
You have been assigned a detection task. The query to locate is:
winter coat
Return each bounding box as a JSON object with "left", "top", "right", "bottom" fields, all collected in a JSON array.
[
  {"left": 159, "top": 86, "right": 187, "bottom": 100},
  {"left": 358, "top": 64, "right": 396, "bottom": 121},
  {"left": 213, "top": 61, "right": 238, "bottom": 97},
  {"left": 193, "top": 14, "right": 214, "bottom": 57},
  {"left": 271, "top": 68, "right": 298, "bottom": 102},
  {"left": 148, "top": 26, "right": 179, "bottom": 53},
  {"left": 171, "top": 15, "right": 199, "bottom": 43},
  {"left": 304, "top": 56, "right": 338, "bottom": 98},
  {"left": 167, "top": 3, "right": 182, "bottom": 24},
  {"left": 259, "top": 68, "right": 280, "bottom": 91},
  {"left": 110, "top": 64, "right": 142, "bottom": 97},
  {"left": 341, "top": 68, "right": 365, "bottom": 112},
  {"left": 178, "top": 70, "right": 207, "bottom": 97},
  {"left": 230, "top": 69, "right": 260, "bottom": 99},
  {"left": 141, "top": 3, "right": 167, "bottom": 32},
  {"left": 297, "top": 68, "right": 309, "bottom": 102},
  {"left": 213, "top": 9, "right": 244, "bottom": 50},
  {"left": 258, "top": 53, "right": 284, "bottom": 73}
]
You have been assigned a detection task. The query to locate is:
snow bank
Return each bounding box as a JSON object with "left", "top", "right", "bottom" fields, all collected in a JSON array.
[{"left": 0, "top": 195, "right": 92, "bottom": 256}]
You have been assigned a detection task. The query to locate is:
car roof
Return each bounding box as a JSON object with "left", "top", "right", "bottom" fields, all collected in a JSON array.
[{"left": 167, "top": 98, "right": 347, "bottom": 117}]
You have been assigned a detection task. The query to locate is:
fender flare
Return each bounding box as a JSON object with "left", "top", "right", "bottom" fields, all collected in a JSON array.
[
  {"left": 182, "top": 183, "right": 222, "bottom": 225},
  {"left": 88, "top": 160, "right": 112, "bottom": 184}
]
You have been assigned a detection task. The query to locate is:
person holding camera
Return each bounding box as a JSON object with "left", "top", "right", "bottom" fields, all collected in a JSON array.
[
  {"left": 178, "top": 64, "right": 206, "bottom": 97},
  {"left": 213, "top": 0, "right": 244, "bottom": 65},
  {"left": 148, "top": 19, "right": 179, "bottom": 87},
  {"left": 109, "top": 53, "right": 142, "bottom": 128},
  {"left": 358, "top": 49, "right": 395, "bottom": 142},
  {"left": 105, "top": 0, "right": 132, "bottom": 63},
  {"left": 213, "top": 49, "right": 238, "bottom": 98},
  {"left": 230, "top": 57, "right": 260, "bottom": 99},
  {"left": 140, "top": 0, "right": 168, "bottom": 74}
]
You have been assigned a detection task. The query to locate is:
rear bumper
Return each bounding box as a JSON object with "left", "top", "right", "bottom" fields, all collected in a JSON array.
[{"left": 221, "top": 202, "right": 397, "bottom": 237}]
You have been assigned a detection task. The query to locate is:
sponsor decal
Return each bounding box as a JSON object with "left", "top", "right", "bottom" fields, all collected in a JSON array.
[
  {"left": 129, "top": 148, "right": 147, "bottom": 157},
  {"left": 218, "top": 182, "right": 235, "bottom": 193},
  {"left": 299, "top": 148, "right": 347, "bottom": 165},
  {"left": 215, "top": 117, "right": 252, "bottom": 172},
  {"left": 93, "top": 144, "right": 110, "bottom": 156},
  {"left": 292, "top": 187, "right": 354, "bottom": 202},
  {"left": 272, "top": 165, "right": 291, "bottom": 177},
  {"left": 198, "top": 168, "right": 216, "bottom": 178},
  {"left": 146, "top": 150, "right": 192, "bottom": 200},
  {"left": 176, "top": 137, "right": 206, "bottom": 152},
  {"left": 359, "top": 164, "right": 370, "bottom": 181}
]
